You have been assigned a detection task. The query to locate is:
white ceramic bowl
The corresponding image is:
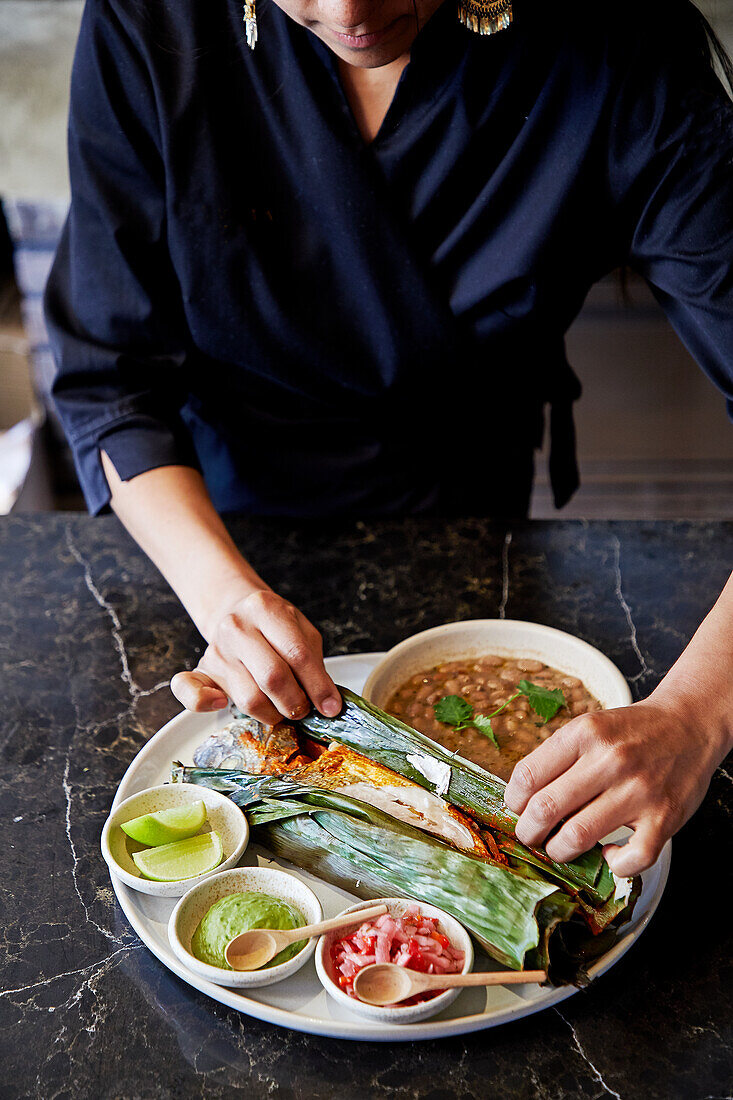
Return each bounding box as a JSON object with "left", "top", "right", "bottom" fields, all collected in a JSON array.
[
  {"left": 101, "top": 782, "right": 249, "bottom": 898},
  {"left": 362, "top": 619, "right": 632, "bottom": 713},
  {"left": 315, "top": 898, "right": 474, "bottom": 1024},
  {"left": 168, "top": 866, "right": 322, "bottom": 989}
]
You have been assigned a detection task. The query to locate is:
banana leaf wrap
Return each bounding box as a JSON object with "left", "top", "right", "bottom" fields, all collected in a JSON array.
[
  {"left": 173, "top": 765, "right": 622, "bottom": 981},
  {"left": 506, "top": 850, "right": 640, "bottom": 942},
  {"left": 505, "top": 858, "right": 634, "bottom": 982},
  {"left": 497, "top": 835, "right": 615, "bottom": 903},
  {"left": 296, "top": 687, "right": 609, "bottom": 901}
]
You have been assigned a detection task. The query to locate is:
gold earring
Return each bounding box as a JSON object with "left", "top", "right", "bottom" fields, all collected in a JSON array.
[
  {"left": 244, "top": 1, "right": 258, "bottom": 49},
  {"left": 457, "top": 0, "right": 513, "bottom": 35}
]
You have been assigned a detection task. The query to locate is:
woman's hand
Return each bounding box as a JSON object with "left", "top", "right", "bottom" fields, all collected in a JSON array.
[
  {"left": 504, "top": 693, "right": 723, "bottom": 877},
  {"left": 171, "top": 589, "right": 341, "bottom": 724},
  {"left": 505, "top": 573, "right": 733, "bottom": 877}
]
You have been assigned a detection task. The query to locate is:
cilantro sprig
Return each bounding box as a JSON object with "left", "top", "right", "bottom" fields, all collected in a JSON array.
[
  {"left": 433, "top": 679, "right": 566, "bottom": 748},
  {"left": 432, "top": 695, "right": 473, "bottom": 729},
  {"left": 518, "top": 680, "right": 566, "bottom": 723}
]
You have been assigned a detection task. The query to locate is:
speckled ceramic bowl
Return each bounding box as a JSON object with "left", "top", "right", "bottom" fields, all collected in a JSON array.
[
  {"left": 362, "top": 619, "right": 632, "bottom": 713},
  {"left": 315, "top": 898, "right": 474, "bottom": 1024},
  {"left": 168, "top": 866, "right": 322, "bottom": 989},
  {"left": 101, "top": 782, "right": 249, "bottom": 898}
]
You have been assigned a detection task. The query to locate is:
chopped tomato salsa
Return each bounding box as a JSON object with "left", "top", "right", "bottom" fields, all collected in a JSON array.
[{"left": 331, "top": 905, "right": 465, "bottom": 1004}]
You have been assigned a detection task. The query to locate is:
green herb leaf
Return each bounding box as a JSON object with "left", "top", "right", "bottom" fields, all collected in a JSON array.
[
  {"left": 518, "top": 680, "right": 566, "bottom": 723},
  {"left": 472, "top": 714, "right": 499, "bottom": 748},
  {"left": 433, "top": 695, "right": 474, "bottom": 727}
]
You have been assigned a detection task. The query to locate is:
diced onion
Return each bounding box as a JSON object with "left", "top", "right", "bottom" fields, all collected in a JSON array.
[{"left": 330, "top": 907, "right": 465, "bottom": 1002}]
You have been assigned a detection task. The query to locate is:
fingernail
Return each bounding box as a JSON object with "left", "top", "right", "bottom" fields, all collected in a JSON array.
[{"left": 320, "top": 695, "right": 341, "bottom": 717}]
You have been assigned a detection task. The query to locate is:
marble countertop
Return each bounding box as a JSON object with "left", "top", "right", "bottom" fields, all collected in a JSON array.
[{"left": 1, "top": 516, "right": 731, "bottom": 1099}]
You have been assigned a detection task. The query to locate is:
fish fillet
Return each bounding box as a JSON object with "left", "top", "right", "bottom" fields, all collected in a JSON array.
[{"left": 292, "top": 745, "right": 490, "bottom": 860}]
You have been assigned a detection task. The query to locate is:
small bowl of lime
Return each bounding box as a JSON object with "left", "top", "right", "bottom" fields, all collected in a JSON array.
[
  {"left": 101, "top": 782, "right": 249, "bottom": 897},
  {"left": 168, "top": 866, "right": 322, "bottom": 988}
]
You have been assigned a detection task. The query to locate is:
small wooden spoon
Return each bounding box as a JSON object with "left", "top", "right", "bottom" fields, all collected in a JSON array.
[
  {"left": 224, "top": 904, "right": 389, "bottom": 972},
  {"left": 353, "top": 964, "right": 547, "bottom": 1006}
]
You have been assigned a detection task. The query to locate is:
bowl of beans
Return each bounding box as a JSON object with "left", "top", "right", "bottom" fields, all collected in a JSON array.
[{"left": 362, "top": 620, "right": 632, "bottom": 783}]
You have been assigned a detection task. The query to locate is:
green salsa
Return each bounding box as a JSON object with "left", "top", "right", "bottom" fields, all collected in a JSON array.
[{"left": 191, "top": 891, "right": 306, "bottom": 970}]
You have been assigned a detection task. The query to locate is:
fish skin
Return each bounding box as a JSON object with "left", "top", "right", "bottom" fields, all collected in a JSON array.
[{"left": 192, "top": 716, "right": 310, "bottom": 773}]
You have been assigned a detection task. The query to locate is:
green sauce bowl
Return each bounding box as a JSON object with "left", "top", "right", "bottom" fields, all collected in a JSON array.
[{"left": 168, "top": 866, "right": 322, "bottom": 989}]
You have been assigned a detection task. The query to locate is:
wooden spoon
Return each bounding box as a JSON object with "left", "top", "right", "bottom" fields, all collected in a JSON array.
[
  {"left": 353, "top": 964, "right": 547, "bottom": 1005},
  {"left": 224, "top": 904, "right": 389, "bottom": 971}
]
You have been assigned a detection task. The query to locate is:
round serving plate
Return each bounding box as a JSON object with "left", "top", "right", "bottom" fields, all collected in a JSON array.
[{"left": 108, "top": 650, "right": 670, "bottom": 1042}]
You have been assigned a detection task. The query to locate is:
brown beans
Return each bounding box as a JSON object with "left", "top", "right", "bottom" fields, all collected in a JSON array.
[
  {"left": 385, "top": 654, "right": 600, "bottom": 783},
  {"left": 517, "top": 659, "right": 544, "bottom": 673}
]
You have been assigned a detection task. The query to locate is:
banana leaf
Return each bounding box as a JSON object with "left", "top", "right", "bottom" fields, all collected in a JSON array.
[
  {"left": 174, "top": 765, "right": 569, "bottom": 972},
  {"left": 505, "top": 851, "right": 638, "bottom": 945},
  {"left": 525, "top": 890, "right": 579, "bottom": 974},
  {"left": 296, "top": 687, "right": 608, "bottom": 901},
  {"left": 497, "top": 835, "right": 616, "bottom": 903}
]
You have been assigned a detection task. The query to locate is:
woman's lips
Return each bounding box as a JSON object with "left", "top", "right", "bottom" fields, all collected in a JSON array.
[{"left": 329, "top": 16, "right": 403, "bottom": 49}]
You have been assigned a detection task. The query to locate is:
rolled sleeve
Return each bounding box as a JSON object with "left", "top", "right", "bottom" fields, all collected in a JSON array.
[
  {"left": 66, "top": 402, "right": 201, "bottom": 516},
  {"left": 44, "top": 0, "right": 199, "bottom": 513}
]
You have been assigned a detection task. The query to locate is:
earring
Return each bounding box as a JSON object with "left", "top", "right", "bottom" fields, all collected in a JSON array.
[
  {"left": 243, "top": 1, "right": 258, "bottom": 49},
  {"left": 457, "top": 0, "right": 513, "bottom": 35}
]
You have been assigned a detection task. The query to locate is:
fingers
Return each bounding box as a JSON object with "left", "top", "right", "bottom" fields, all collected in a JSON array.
[
  {"left": 505, "top": 701, "right": 703, "bottom": 875},
  {"left": 170, "top": 670, "right": 229, "bottom": 712},
  {"left": 513, "top": 760, "right": 608, "bottom": 851},
  {"left": 602, "top": 823, "right": 666, "bottom": 877},
  {"left": 542, "top": 787, "right": 638, "bottom": 863},
  {"left": 196, "top": 590, "right": 341, "bottom": 723},
  {"left": 505, "top": 717, "right": 589, "bottom": 814},
  {"left": 198, "top": 649, "right": 283, "bottom": 726},
  {"left": 177, "top": 590, "right": 341, "bottom": 723},
  {"left": 240, "top": 592, "right": 341, "bottom": 718},
  {"left": 261, "top": 608, "right": 341, "bottom": 717},
  {"left": 216, "top": 625, "right": 312, "bottom": 720}
]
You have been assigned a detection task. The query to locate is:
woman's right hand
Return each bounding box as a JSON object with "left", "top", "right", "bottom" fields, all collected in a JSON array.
[{"left": 170, "top": 589, "right": 342, "bottom": 724}]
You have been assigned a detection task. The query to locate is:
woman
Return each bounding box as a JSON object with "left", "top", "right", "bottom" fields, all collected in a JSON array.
[{"left": 45, "top": 0, "right": 733, "bottom": 877}]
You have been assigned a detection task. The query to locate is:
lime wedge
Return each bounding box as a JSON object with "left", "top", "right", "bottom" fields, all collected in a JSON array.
[
  {"left": 132, "top": 831, "right": 224, "bottom": 881},
  {"left": 121, "top": 800, "right": 208, "bottom": 846}
]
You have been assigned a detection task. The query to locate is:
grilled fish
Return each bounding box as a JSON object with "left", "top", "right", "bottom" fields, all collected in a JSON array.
[
  {"left": 291, "top": 744, "right": 490, "bottom": 860},
  {"left": 192, "top": 715, "right": 310, "bottom": 773},
  {"left": 192, "top": 719, "right": 491, "bottom": 859}
]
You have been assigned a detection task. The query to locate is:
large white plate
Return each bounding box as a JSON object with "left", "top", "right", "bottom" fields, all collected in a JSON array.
[{"left": 109, "top": 652, "right": 670, "bottom": 1042}]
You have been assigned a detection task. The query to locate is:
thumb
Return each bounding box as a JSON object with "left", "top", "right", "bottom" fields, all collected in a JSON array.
[{"left": 171, "top": 670, "right": 229, "bottom": 712}]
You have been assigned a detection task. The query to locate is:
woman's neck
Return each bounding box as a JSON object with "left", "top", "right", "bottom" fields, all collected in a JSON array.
[{"left": 337, "top": 53, "right": 410, "bottom": 143}]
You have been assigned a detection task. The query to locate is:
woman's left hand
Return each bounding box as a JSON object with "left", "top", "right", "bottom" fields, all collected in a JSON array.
[{"left": 504, "top": 693, "right": 723, "bottom": 877}]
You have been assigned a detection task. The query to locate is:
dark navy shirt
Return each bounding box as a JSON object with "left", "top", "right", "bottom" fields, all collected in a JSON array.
[{"left": 45, "top": 0, "right": 733, "bottom": 516}]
